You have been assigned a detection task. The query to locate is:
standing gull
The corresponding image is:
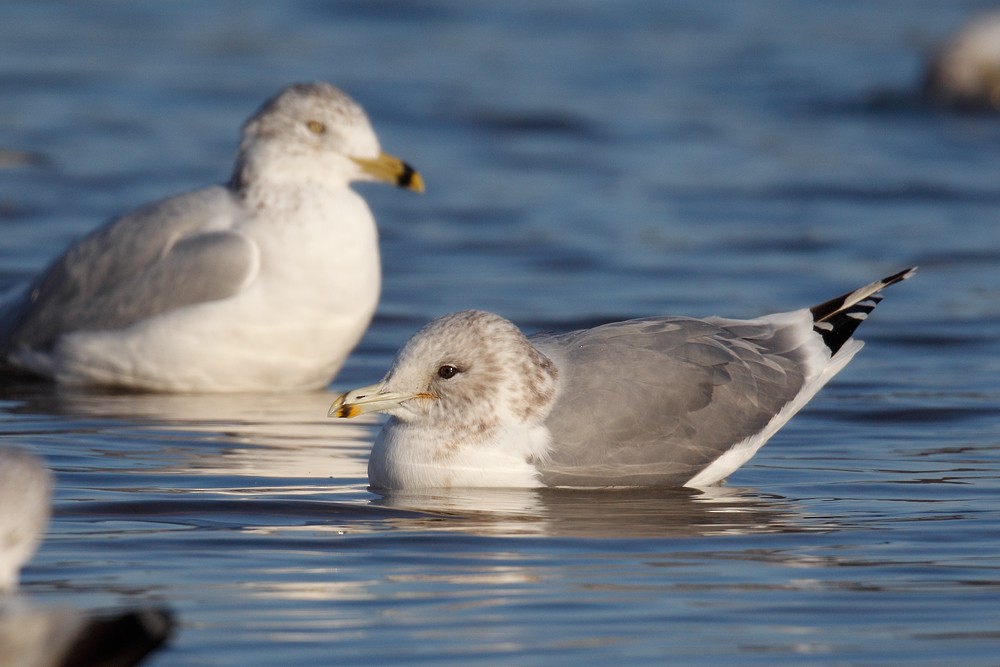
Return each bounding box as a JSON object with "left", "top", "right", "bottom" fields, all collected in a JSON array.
[
  {"left": 330, "top": 269, "right": 915, "bottom": 489},
  {"left": 0, "top": 82, "right": 423, "bottom": 392}
]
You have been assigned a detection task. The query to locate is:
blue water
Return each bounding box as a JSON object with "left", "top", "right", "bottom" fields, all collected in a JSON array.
[{"left": 2, "top": 1, "right": 1000, "bottom": 665}]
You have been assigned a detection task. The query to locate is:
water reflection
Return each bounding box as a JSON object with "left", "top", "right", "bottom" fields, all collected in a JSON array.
[
  {"left": 2, "top": 385, "right": 375, "bottom": 481},
  {"left": 372, "top": 486, "right": 813, "bottom": 538}
]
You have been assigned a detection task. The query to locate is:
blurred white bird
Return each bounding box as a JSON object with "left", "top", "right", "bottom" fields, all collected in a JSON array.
[
  {"left": 0, "top": 446, "right": 50, "bottom": 590},
  {"left": 0, "top": 446, "right": 173, "bottom": 666},
  {"left": 924, "top": 11, "right": 1000, "bottom": 110}
]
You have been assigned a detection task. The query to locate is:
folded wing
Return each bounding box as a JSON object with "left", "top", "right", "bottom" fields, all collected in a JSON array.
[
  {"left": 533, "top": 314, "right": 819, "bottom": 486},
  {"left": 0, "top": 186, "right": 256, "bottom": 355}
]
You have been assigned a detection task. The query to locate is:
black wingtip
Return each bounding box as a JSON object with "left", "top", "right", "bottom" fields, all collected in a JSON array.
[
  {"left": 878, "top": 266, "right": 918, "bottom": 289},
  {"left": 810, "top": 267, "right": 916, "bottom": 355}
]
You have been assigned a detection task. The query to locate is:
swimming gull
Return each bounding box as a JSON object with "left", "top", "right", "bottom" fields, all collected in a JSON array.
[
  {"left": 0, "top": 82, "right": 423, "bottom": 392},
  {"left": 330, "top": 268, "right": 915, "bottom": 489}
]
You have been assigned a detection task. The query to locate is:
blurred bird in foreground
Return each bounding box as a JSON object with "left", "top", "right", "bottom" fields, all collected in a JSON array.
[{"left": 0, "top": 446, "right": 174, "bottom": 666}]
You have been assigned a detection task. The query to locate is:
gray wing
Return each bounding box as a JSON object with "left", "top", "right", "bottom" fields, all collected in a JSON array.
[
  {"left": 0, "top": 185, "right": 256, "bottom": 353},
  {"left": 531, "top": 315, "right": 811, "bottom": 486}
]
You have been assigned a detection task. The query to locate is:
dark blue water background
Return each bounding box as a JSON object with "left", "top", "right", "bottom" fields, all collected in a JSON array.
[{"left": 1, "top": 1, "right": 999, "bottom": 665}]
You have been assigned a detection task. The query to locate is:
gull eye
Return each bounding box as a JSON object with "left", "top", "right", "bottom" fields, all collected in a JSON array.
[
  {"left": 306, "top": 120, "right": 326, "bottom": 134},
  {"left": 437, "top": 364, "right": 460, "bottom": 380}
]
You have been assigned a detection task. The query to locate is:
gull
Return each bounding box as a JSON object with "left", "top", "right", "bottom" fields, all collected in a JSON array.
[
  {"left": 330, "top": 268, "right": 915, "bottom": 489},
  {"left": 923, "top": 11, "right": 1000, "bottom": 111},
  {"left": 0, "top": 82, "right": 423, "bottom": 392},
  {"left": 0, "top": 446, "right": 173, "bottom": 666},
  {"left": 0, "top": 446, "right": 50, "bottom": 591}
]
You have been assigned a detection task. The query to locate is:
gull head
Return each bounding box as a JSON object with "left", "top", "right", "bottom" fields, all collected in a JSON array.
[
  {"left": 233, "top": 82, "right": 423, "bottom": 191},
  {"left": 331, "top": 310, "right": 559, "bottom": 435}
]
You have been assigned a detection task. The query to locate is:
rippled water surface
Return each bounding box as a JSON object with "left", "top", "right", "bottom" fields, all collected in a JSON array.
[{"left": 2, "top": 1, "right": 1000, "bottom": 665}]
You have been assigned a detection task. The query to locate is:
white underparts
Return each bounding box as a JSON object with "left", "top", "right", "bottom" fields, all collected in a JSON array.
[{"left": 368, "top": 420, "right": 551, "bottom": 489}]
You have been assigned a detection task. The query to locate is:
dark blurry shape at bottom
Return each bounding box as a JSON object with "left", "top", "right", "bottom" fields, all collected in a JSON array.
[{"left": 0, "top": 602, "right": 173, "bottom": 667}]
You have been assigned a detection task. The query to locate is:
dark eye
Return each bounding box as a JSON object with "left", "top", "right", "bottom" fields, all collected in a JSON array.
[
  {"left": 306, "top": 120, "right": 326, "bottom": 134},
  {"left": 437, "top": 365, "right": 460, "bottom": 379}
]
